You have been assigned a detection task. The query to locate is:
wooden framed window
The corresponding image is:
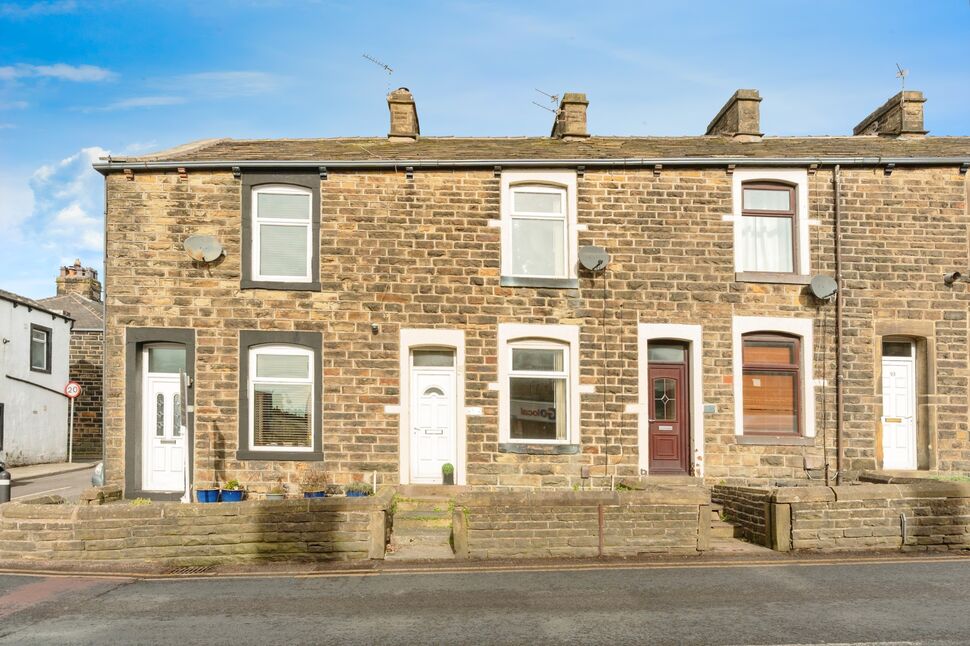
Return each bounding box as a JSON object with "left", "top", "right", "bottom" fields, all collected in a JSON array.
[
  {"left": 742, "top": 332, "right": 800, "bottom": 435},
  {"left": 739, "top": 181, "right": 797, "bottom": 274},
  {"left": 252, "top": 185, "right": 313, "bottom": 283},
  {"left": 248, "top": 344, "right": 314, "bottom": 451},
  {"left": 29, "top": 324, "right": 52, "bottom": 373}
]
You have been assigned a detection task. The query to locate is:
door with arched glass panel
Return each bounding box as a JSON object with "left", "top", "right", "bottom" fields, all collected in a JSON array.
[
  {"left": 410, "top": 349, "right": 457, "bottom": 483},
  {"left": 142, "top": 343, "right": 186, "bottom": 492},
  {"left": 648, "top": 342, "right": 691, "bottom": 475}
]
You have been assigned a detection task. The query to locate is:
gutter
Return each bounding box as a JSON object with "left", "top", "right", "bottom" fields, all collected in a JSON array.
[
  {"left": 5, "top": 374, "right": 69, "bottom": 398},
  {"left": 92, "top": 156, "right": 970, "bottom": 174},
  {"left": 834, "top": 165, "right": 845, "bottom": 485},
  {"left": 0, "top": 293, "right": 74, "bottom": 324}
]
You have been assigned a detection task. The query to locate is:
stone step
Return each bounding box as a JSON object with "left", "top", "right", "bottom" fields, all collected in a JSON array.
[
  {"left": 711, "top": 520, "right": 742, "bottom": 539},
  {"left": 390, "top": 525, "right": 453, "bottom": 541},
  {"left": 394, "top": 510, "right": 452, "bottom": 529},
  {"left": 395, "top": 499, "right": 452, "bottom": 513},
  {"left": 385, "top": 543, "right": 455, "bottom": 561},
  {"left": 396, "top": 485, "right": 465, "bottom": 498}
]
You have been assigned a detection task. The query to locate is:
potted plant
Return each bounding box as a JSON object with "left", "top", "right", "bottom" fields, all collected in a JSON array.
[
  {"left": 345, "top": 481, "right": 373, "bottom": 497},
  {"left": 442, "top": 463, "right": 455, "bottom": 485},
  {"left": 220, "top": 479, "right": 245, "bottom": 502},
  {"left": 301, "top": 470, "right": 329, "bottom": 498},
  {"left": 266, "top": 478, "right": 286, "bottom": 501},
  {"left": 196, "top": 483, "right": 220, "bottom": 503}
]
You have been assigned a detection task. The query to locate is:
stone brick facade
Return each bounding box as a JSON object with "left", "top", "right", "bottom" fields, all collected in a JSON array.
[
  {"left": 68, "top": 330, "right": 103, "bottom": 459},
  {"left": 453, "top": 488, "right": 709, "bottom": 558},
  {"left": 0, "top": 489, "right": 392, "bottom": 568},
  {"left": 97, "top": 89, "right": 970, "bottom": 498}
]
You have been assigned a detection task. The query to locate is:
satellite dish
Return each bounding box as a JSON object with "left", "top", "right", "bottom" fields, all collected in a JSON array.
[
  {"left": 578, "top": 246, "right": 609, "bottom": 272},
  {"left": 183, "top": 235, "right": 224, "bottom": 263},
  {"left": 809, "top": 275, "right": 838, "bottom": 300}
]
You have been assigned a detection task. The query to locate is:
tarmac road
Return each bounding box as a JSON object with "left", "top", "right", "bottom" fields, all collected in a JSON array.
[
  {"left": 0, "top": 556, "right": 968, "bottom": 645},
  {"left": 9, "top": 465, "right": 95, "bottom": 502}
]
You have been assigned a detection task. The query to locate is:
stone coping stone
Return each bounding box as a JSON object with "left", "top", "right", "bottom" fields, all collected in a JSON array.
[
  {"left": 1, "top": 488, "right": 394, "bottom": 522},
  {"left": 769, "top": 482, "right": 970, "bottom": 504},
  {"left": 456, "top": 487, "right": 709, "bottom": 507}
]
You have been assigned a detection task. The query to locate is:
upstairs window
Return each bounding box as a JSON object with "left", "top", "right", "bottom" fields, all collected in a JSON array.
[
  {"left": 742, "top": 333, "right": 801, "bottom": 435},
  {"left": 500, "top": 170, "right": 578, "bottom": 287},
  {"left": 739, "top": 182, "right": 796, "bottom": 274},
  {"left": 29, "top": 324, "right": 51, "bottom": 373},
  {"left": 252, "top": 185, "right": 313, "bottom": 283},
  {"left": 248, "top": 345, "right": 314, "bottom": 451},
  {"left": 509, "top": 185, "right": 568, "bottom": 278}
]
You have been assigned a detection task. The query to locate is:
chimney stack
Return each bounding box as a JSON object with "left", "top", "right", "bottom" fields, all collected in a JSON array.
[
  {"left": 853, "top": 91, "right": 927, "bottom": 138},
  {"left": 387, "top": 87, "right": 420, "bottom": 142},
  {"left": 56, "top": 259, "right": 101, "bottom": 302},
  {"left": 551, "top": 93, "right": 590, "bottom": 141},
  {"left": 706, "top": 89, "right": 763, "bottom": 141}
]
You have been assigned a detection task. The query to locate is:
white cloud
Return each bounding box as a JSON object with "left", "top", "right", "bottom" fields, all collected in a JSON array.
[
  {"left": 27, "top": 146, "right": 108, "bottom": 254},
  {"left": 0, "top": 63, "right": 115, "bottom": 82},
  {"left": 0, "top": 170, "right": 34, "bottom": 231},
  {"left": 89, "top": 95, "right": 185, "bottom": 112},
  {"left": 0, "top": 1, "right": 77, "bottom": 18},
  {"left": 169, "top": 71, "right": 280, "bottom": 97}
]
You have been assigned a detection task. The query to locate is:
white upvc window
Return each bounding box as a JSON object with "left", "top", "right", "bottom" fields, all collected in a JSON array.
[
  {"left": 732, "top": 169, "right": 810, "bottom": 277},
  {"left": 498, "top": 323, "right": 580, "bottom": 445},
  {"left": 501, "top": 170, "right": 578, "bottom": 280},
  {"left": 248, "top": 344, "right": 314, "bottom": 451},
  {"left": 252, "top": 185, "right": 313, "bottom": 283}
]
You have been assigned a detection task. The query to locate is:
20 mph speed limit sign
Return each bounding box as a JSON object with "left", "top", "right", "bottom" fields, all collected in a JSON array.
[{"left": 64, "top": 381, "right": 82, "bottom": 399}]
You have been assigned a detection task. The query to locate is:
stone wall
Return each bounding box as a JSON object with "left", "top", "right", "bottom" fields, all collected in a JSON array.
[
  {"left": 711, "top": 484, "right": 771, "bottom": 546},
  {"left": 771, "top": 482, "right": 970, "bottom": 552},
  {"left": 0, "top": 489, "right": 392, "bottom": 568},
  {"left": 452, "top": 487, "right": 710, "bottom": 559},
  {"left": 69, "top": 329, "right": 103, "bottom": 460},
  {"left": 101, "top": 165, "right": 970, "bottom": 492}
]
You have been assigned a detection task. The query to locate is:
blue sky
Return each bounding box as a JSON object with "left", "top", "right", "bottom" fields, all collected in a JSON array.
[{"left": 1, "top": 0, "right": 968, "bottom": 298}]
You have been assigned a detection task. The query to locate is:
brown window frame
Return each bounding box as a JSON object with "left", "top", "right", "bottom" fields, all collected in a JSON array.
[
  {"left": 741, "top": 332, "right": 801, "bottom": 436},
  {"left": 740, "top": 181, "right": 799, "bottom": 275}
]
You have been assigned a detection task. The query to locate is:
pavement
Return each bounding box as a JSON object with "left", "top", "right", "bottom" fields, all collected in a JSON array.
[
  {"left": 7, "top": 462, "right": 97, "bottom": 503},
  {"left": 0, "top": 554, "right": 969, "bottom": 645}
]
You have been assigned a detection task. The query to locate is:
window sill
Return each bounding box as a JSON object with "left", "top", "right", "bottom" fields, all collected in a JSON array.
[
  {"left": 498, "top": 442, "right": 580, "bottom": 455},
  {"left": 735, "top": 435, "right": 815, "bottom": 446},
  {"left": 241, "top": 280, "right": 321, "bottom": 292},
  {"left": 500, "top": 276, "right": 579, "bottom": 289},
  {"left": 236, "top": 450, "right": 324, "bottom": 462},
  {"left": 735, "top": 272, "right": 812, "bottom": 285}
]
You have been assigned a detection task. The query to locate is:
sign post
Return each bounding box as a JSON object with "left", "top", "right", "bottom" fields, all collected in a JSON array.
[{"left": 64, "top": 381, "right": 82, "bottom": 463}]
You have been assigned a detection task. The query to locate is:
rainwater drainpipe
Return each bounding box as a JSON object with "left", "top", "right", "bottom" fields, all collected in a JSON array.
[{"left": 834, "top": 165, "right": 845, "bottom": 485}]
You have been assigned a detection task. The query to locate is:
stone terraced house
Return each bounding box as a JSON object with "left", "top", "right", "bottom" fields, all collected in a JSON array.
[{"left": 94, "top": 88, "right": 970, "bottom": 500}]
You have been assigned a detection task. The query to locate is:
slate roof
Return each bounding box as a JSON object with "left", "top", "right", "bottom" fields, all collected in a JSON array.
[
  {"left": 0, "top": 288, "right": 74, "bottom": 323},
  {"left": 104, "top": 135, "right": 970, "bottom": 165},
  {"left": 36, "top": 293, "right": 103, "bottom": 331}
]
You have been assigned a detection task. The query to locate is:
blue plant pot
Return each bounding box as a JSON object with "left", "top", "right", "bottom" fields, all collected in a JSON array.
[
  {"left": 304, "top": 491, "right": 327, "bottom": 498},
  {"left": 220, "top": 489, "right": 245, "bottom": 502},
  {"left": 346, "top": 491, "right": 369, "bottom": 497},
  {"left": 196, "top": 489, "right": 219, "bottom": 503}
]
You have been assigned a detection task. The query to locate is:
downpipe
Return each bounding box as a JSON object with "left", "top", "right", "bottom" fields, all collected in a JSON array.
[{"left": 834, "top": 165, "right": 845, "bottom": 485}]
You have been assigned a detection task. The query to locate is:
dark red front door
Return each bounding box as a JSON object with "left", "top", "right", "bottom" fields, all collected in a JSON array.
[{"left": 648, "top": 362, "right": 690, "bottom": 475}]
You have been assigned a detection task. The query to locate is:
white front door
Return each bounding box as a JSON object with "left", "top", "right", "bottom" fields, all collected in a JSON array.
[
  {"left": 882, "top": 349, "right": 916, "bottom": 470},
  {"left": 142, "top": 345, "right": 187, "bottom": 492},
  {"left": 410, "top": 359, "right": 457, "bottom": 484}
]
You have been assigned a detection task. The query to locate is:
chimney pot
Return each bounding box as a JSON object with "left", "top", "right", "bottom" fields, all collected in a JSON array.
[
  {"left": 852, "top": 91, "right": 927, "bottom": 138},
  {"left": 387, "top": 87, "right": 420, "bottom": 142},
  {"left": 56, "top": 261, "right": 101, "bottom": 302},
  {"left": 551, "top": 92, "right": 590, "bottom": 141},
  {"left": 706, "top": 89, "right": 763, "bottom": 141}
]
